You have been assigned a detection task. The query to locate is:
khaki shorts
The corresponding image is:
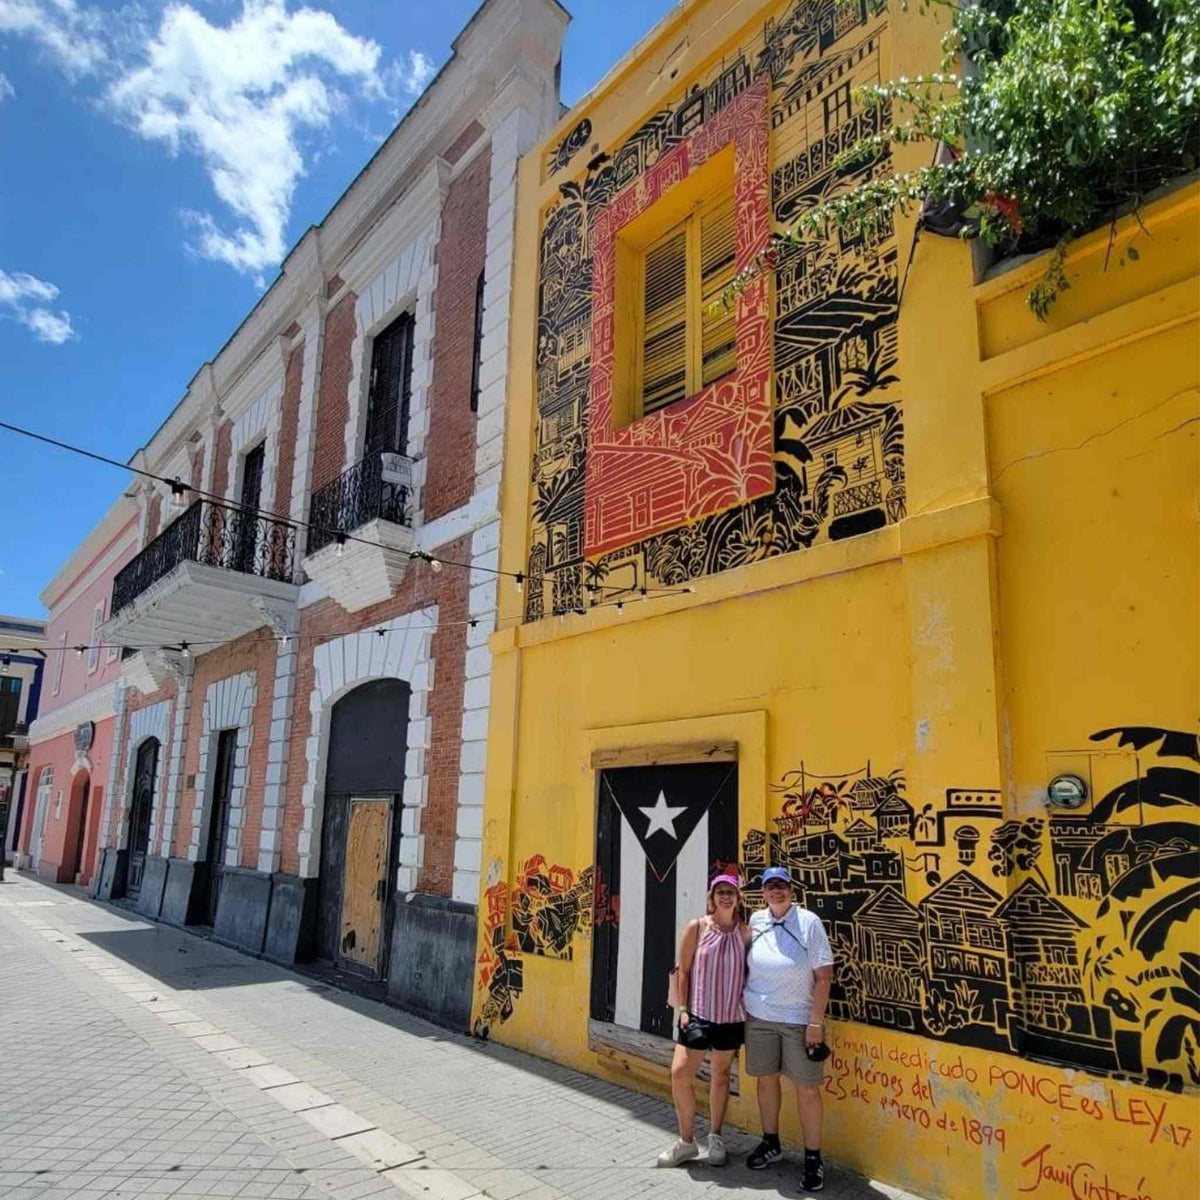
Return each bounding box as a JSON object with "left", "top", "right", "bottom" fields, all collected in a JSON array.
[{"left": 744, "top": 1016, "right": 825, "bottom": 1086}]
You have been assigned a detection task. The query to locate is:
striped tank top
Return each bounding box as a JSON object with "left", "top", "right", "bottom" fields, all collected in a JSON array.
[{"left": 690, "top": 920, "right": 746, "bottom": 1024}]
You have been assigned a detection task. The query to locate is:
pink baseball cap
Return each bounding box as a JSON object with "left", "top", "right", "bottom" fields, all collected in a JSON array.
[{"left": 709, "top": 873, "right": 741, "bottom": 889}]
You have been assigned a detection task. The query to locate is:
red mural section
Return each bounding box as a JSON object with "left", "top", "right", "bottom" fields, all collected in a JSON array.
[{"left": 584, "top": 81, "right": 774, "bottom": 558}]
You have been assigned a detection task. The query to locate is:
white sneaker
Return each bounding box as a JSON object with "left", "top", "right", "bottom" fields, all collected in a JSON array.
[
  {"left": 707, "top": 1132, "right": 727, "bottom": 1166},
  {"left": 656, "top": 1138, "right": 700, "bottom": 1167}
]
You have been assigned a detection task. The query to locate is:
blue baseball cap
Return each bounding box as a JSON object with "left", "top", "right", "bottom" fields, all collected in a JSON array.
[{"left": 761, "top": 867, "right": 793, "bottom": 886}]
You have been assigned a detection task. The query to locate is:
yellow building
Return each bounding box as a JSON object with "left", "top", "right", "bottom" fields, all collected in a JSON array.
[{"left": 473, "top": 1, "right": 1200, "bottom": 1196}]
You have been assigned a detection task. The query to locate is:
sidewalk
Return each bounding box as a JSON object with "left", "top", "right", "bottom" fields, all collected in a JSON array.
[{"left": 0, "top": 873, "right": 926, "bottom": 1200}]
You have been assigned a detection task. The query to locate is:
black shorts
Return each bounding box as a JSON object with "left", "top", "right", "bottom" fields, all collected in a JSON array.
[{"left": 676, "top": 1014, "right": 745, "bottom": 1052}]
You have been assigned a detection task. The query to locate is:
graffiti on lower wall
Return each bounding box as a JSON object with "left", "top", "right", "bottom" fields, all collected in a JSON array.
[
  {"left": 741, "top": 726, "right": 1199, "bottom": 1092},
  {"left": 474, "top": 725, "right": 1198, "bottom": 1093},
  {"left": 476, "top": 855, "right": 594, "bottom": 1034}
]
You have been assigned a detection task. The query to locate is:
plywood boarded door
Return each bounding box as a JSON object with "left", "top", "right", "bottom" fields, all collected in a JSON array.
[{"left": 339, "top": 798, "right": 390, "bottom": 972}]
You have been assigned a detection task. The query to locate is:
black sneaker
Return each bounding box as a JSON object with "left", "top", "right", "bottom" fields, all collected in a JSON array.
[
  {"left": 802, "top": 1157, "right": 825, "bottom": 1192},
  {"left": 746, "top": 1139, "right": 783, "bottom": 1170}
]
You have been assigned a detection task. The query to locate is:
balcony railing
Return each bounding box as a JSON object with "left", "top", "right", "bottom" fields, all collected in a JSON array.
[
  {"left": 112, "top": 498, "right": 298, "bottom": 616},
  {"left": 306, "top": 452, "right": 411, "bottom": 557}
]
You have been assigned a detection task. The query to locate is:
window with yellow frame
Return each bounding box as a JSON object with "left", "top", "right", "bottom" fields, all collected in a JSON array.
[{"left": 611, "top": 147, "right": 738, "bottom": 425}]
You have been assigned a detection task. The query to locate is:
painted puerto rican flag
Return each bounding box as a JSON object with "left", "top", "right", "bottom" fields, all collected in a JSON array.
[{"left": 591, "top": 762, "right": 739, "bottom": 1039}]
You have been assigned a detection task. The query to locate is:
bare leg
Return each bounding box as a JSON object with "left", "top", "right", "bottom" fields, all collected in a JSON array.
[
  {"left": 756, "top": 1072, "right": 782, "bottom": 1135},
  {"left": 796, "top": 1082, "right": 823, "bottom": 1150},
  {"left": 707, "top": 1050, "right": 737, "bottom": 1134},
  {"left": 670, "top": 1045, "right": 705, "bottom": 1141}
]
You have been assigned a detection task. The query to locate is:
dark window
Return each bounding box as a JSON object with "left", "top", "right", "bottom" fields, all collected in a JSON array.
[
  {"left": 0, "top": 676, "right": 21, "bottom": 736},
  {"left": 364, "top": 313, "right": 415, "bottom": 456},
  {"left": 234, "top": 442, "right": 265, "bottom": 573},
  {"left": 470, "top": 271, "right": 486, "bottom": 413}
]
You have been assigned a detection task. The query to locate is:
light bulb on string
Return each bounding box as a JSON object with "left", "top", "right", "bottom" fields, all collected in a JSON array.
[
  {"left": 335, "top": 531, "right": 347, "bottom": 557},
  {"left": 428, "top": 555, "right": 442, "bottom": 574},
  {"left": 180, "top": 642, "right": 190, "bottom": 659},
  {"left": 638, "top": 587, "right": 648, "bottom": 602},
  {"left": 514, "top": 572, "right": 524, "bottom": 595},
  {"left": 169, "top": 478, "right": 189, "bottom": 512},
  {"left": 75, "top": 646, "right": 85, "bottom": 658}
]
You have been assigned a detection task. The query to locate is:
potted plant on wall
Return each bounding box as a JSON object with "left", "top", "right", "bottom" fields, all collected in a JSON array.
[{"left": 743, "top": 0, "right": 1199, "bottom": 317}]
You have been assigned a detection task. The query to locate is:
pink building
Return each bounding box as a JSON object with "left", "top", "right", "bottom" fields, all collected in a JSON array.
[{"left": 19, "top": 496, "right": 139, "bottom": 884}]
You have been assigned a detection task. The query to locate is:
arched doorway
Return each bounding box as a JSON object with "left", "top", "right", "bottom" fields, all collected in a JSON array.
[
  {"left": 127, "top": 738, "right": 159, "bottom": 897},
  {"left": 316, "top": 678, "right": 410, "bottom": 977},
  {"left": 67, "top": 771, "right": 91, "bottom": 883}
]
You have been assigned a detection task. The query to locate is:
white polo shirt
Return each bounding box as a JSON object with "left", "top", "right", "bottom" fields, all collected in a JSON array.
[{"left": 744, "top": 904, "right": 834, "bottom": 1026}]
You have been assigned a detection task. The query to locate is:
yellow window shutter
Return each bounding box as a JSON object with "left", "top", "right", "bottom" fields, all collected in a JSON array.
[
  {"left": 699, "top": 195, "right": 737, "bottom": 386},
  {"left": 641, "top": 224, "right": 689, "bottom": 416}
]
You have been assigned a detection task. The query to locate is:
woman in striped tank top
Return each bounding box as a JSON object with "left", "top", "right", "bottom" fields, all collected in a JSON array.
[{"left": 656, "top": 873, "right": 751, "bottom": 1169}]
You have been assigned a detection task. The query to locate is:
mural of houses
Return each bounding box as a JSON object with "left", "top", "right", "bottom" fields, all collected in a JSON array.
[
  {"left": 843, "top": 817, "right": 877, "bottom": 852},
  {"left": 920, "top": 871, "right": 1010, "bottom": 1049},
  {"left": 875, "top": 792, "right": 914, "bottom": 839},
  {"left": 995, "top": 880, "right": 1118, "bottom": 1072},
  {"left": 854, "top": 885, "right": 924, "bottom": 1034}
]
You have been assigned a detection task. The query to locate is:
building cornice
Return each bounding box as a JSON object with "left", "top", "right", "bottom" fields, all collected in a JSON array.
[{"left": 27, "top": 680, "right": 119, "bottom": 746}]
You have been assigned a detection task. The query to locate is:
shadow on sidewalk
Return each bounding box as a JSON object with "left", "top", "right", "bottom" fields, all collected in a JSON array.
[{"left": 9, "top": 872, "right": 916, "bottom": 1200}]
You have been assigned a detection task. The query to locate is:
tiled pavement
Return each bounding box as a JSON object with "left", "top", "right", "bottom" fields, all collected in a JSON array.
[{"left": 0, "top": 874, "right": 925, "bottom": 1200}]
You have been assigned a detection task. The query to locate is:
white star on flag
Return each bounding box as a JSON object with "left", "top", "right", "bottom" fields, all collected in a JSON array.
[{"left": 638, "top": 790, "right": 689, "bottom": 840}]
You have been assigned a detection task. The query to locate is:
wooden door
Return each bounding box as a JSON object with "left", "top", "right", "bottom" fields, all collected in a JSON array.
[
  {"left": 338, "top": 798, "right": 390, "bottom": 973},
  {"left": 127, "top": 738, "right": 159, "bottom": 896},
  {"left": 70, "top": 777, "right": 90, "bottom": 880},
  {"left": 203, "top": 729, "right": 237, "bottom": 925}
]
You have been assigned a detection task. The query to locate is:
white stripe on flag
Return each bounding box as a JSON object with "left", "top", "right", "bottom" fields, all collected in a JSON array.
[
  {"left": 614, "top": 811, "right": 646, "bottom": 1030},
  {"left": 674, "top": 818, "right": 709, "bottom": 969}
]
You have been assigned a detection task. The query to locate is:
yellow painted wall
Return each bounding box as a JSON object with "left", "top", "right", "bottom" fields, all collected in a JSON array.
[{"left": 475, "top": 2, "right": 1200, "bottom": 1197}]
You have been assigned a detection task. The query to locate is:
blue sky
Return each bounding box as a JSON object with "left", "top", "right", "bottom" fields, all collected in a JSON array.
[{"left": 0, "top": 0, "right": 675, "bottom": 618}]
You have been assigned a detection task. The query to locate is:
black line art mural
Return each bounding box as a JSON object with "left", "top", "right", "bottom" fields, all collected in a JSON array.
[
  {"left": 740, "top": 726, "right": 1200, "bottom": 1092},
  {"left": 473, "top": 725, "right": 1197, "bottom": 1095},
  {"left": 547, "top": 117, "right": 592, "bottom": 176},
  {"left": 524, "top": 0, "right": 904, "bottom": 621}
]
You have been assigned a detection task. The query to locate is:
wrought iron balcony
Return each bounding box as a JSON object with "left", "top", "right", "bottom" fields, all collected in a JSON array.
[
  {"left": 113, "top": 498, "right": 297, "bottom": 616},
  {"left": 303, "top": 452, "right": 415, "bottom": 614},
  {"left": 306, "top": 452, "right": 411, "bottom": 556},
  {"left": 103, "top": 497, "right": 300, "bottom": 656}
]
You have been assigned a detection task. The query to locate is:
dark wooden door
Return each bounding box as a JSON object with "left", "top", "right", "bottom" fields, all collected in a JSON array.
[
  {"left": 204, "top": 728, "right": 237, "bottom": 925},
  {"left": 234, "top": 443, "right": 265, "bottom": 573},
  {"left": 70, "top": 777, "right": 90, "bottom": 880},
  {"left": 364, "top": 314, "right": 414, "bottom": 456},
  {"left": 127, "top": 739, "right": 159, "bottom": 896}
]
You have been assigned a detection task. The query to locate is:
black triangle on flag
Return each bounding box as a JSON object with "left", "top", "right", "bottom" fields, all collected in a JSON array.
[{"left": 600, "top": 762, "right": 737, "bottom": 883}]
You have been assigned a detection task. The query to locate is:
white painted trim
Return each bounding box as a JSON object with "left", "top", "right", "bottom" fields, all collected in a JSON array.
[
  {"left": 27, "top": 681, "right": 119, "bottom": 745},
  {"left": 115, "top": 699, "right": 171, "bottom": 852},
  {"left": 188, "top": 671, "right": 257, "bottom": 867},
  {"left": 299, "top": 605, "right": 437, "bottom": 883}
]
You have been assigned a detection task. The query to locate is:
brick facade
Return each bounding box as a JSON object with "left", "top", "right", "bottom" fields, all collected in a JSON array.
[
  {"left": 311, "top": 293, "right": 357, "bottom": 494},
  {"left": 174, "top": 631, "right": 278, "bottom": 866},
  {"left": 274, "top": 342, "right": 305, "bottom": 517},
  {"left": 211, "top": 419, "right": 233, "bottom": 501},
  {"left": 423, "top": 147, "right": 492, "bottom": 523}
]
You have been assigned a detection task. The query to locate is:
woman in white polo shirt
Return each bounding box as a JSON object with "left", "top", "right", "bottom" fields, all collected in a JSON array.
[{"left": 743, "top": 865, "right": 834, "bottom": 1193}]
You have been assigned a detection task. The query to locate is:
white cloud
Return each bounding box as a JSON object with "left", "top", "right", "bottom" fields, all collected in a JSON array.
[
  {"left": 383, "top": 49, "right": 435, "bottom": 100},
  {"left": 0, "top": 0, "right": 107, "bottom": 78},
  {"left": 2, "top": 1, "right": 437, "bottom": 279},
  {"left": 0, "top": 73, "right": 14, "bottom": 101},
  {"left": 0, "top": 269, "right": 76, "bottom": 343},
  {"left": 107, "top": 0, "right": 388, "bottom": 278}
]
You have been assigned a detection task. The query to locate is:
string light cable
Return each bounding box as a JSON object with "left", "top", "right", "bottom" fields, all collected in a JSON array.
[
  {"left": 0, "top": 419, "right": 688, "bottom": 600},
  {"left": 0, "top": 585, "right": 695, "bottom": 661}
]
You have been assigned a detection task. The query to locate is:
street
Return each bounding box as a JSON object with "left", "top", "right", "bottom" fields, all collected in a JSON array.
[{"left": 0, "top": 874, "right": 924, "bottom": 1200}]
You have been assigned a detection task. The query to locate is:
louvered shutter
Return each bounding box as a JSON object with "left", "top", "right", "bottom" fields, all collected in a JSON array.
[
  {"left": 640, "top": 225, "right": 689, "bottom": 416},
  {"left": 699, "top": 196, "right": 737, "bottom": 386}
]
